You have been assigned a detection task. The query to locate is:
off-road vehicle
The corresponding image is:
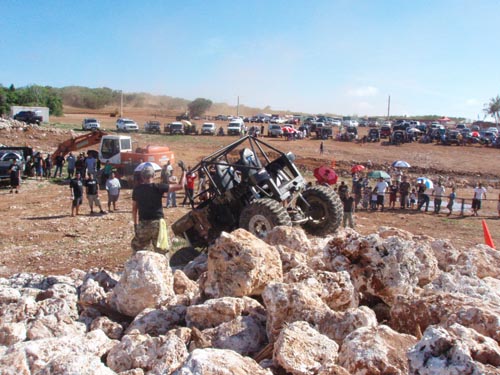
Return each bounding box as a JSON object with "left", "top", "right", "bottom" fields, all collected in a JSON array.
[{"left": 171, "top": 135, "right": 343, "bottom": 252}]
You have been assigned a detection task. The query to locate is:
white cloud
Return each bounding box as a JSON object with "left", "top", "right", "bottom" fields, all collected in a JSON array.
[
  {"left": 465, "top": 98, "right": 479, "bottom": 106},
  {"left": 347, "top": 86, "right": 379, "bottom": 97}
]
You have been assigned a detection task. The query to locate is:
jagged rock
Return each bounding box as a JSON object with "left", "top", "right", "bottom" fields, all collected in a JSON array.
[
  {"left": 284, "top": 267, "right": 358, "bottom": 311},
  {"left": 316, "top": 364, "right": 352, "bottom": 375},
  {"left": 264, "top": 226, "right": 312, "bottom": 253},
  {"left": 274, "top": 244, "right": 309, "bottom": 274},
  {"left": 391, "top": 292, "right": 500, "bottom": 343},
  {"left": 125, "top": 305, "right": 187, "bottom": 336},
  {"left": 181, "top": 253, "right": 208, "bottom": 281},
  {"left": 273, "top": 321, "right": 339, "bottom": 375},
  {"left": 186, "top": 296, "right": 265, "bottom": 330},
  {"left": 456, "top": 244, "right": 500, "bottom": 279},
  {"left": 91, "top": 316, "right": 124, "bottom": 340},
  {"left": 339, "top": 325, "right": 417, "bottom": 375},
  {"left": 110, "top": 251, "right": 175, "bottom": 317},
  {"left": 424, "top": 270, "right": 500, "bottom": 302},
  {"left": 262, "top": 282, "right": 376, "bottom": 343},
  {"left": 118, "top": 370, "right": 144, "bottom": 375},
  {"left": 79, "top": 278, "right": 109, "bottom": 307},
  {"left": 0, "top": 322, "right": 26, "bottom": 345},
  {"left": 106, "top": 331, "right": 188, "bottom": 374},
  {"left": 202, "top": 229, "right": 283, "bottom": 298},
  {"left": 0, "top": 329, "right": 116, "bottom": 374},
  {"left": 322, "top": 233, "right": 439, "bottom": 305},
  {"left": 429, "top": 239, "right": 459, "bottom": 271},
  {"left": 173, "top": 348, "right": 272, "bottom": 374},
  {"left": 408, "top": 324, "right": 500, "bottom": 374},
  {"left": 37, "top": 354, "right": 117, "bottom": 375},
  {"left": 83, "top": 268, "right": 119, "bottom": 291},
  {"left": 27, "top": 314, "right": 86, "bottom": 340},
  {"left": 173, "top": 270, "right": 199, "bottom": 306},
  {"left": 377, "top": 226, "right": 415, "bottom": 240},
  {"left": 203, "top": 315, "right": 267, "bottom": 356}
]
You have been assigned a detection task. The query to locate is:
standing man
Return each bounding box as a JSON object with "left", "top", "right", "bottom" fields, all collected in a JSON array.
[
  {"left": 84, "top": 173, "right": 105, "bottom": 214},
  {"left": 85, "top": 152, "right": 97, "bottom": 179},
  {"left": 131, "top": 162, "right": 186, "bottom": 254},
  {"left": 342, "top": 191, "right": 355, "bottom": 228},
  {"left": 399, "top": 176, "right": 411, "bottom": 209},
  {"left": 432, "top": 182, "right": 446, "bottom": 214},
  {"left": 416, "top": 181, "right": 430, "bottom": 212},
  {"left": 338, "top": 181, "right": 348, "bottom": 202},
  {"left": 319, "top": 141, "right": 324, "bottom": 154},
  {"left": 375, "top": 177, "right": 389, "bottom": 211},
  {"left": 53, "top": 152, "right": 65, "bottom": 178},
  {"left": 66, "top": 152, "right": 76, "bottom": 179},
  {"left": 69, "top": 171, "right": 84, "bottom": 217},
  {"left": 471, "top": 182, "right": 487, "bottom": 217},
  {"left": 182, "top": 167, "right": 196, "bottom": 207},
  {"left": 105, "top": 171, "right": 121, "bottom": 212},
  {"left": 44, "top": 153, "right": 52, "bottom": 178},
  {"left": 8, "top": 158, "right": 21, "bottom": 194}
]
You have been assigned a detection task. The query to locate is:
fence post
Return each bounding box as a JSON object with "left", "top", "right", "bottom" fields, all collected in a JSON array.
[{"left": 460, "top": 199, "right": 465, "bottom": 216}]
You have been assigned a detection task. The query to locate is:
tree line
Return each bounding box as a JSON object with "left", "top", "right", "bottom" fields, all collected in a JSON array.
[{"left": 0, "top": 84, "right": 63, "bottom": 116}]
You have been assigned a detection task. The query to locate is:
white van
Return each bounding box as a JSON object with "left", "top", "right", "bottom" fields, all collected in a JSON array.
[{"left": 227, "top": 121, "right": 246, "bottom": 136}]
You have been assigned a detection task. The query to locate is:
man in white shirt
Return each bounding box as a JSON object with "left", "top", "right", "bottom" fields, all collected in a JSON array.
[
  {"left": 375, "top": 177, "right": 389, "bottom": 211},
  {"left": 472, "top": 182, "right": 487, "bottom": 217},
  {"left": 432, "top": 182, "right": 446, "bottom": 214}
]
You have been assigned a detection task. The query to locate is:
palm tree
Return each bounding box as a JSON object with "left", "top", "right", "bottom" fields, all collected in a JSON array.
[{"left": 484, "top": 95, "right": 500, "bottom": 125}]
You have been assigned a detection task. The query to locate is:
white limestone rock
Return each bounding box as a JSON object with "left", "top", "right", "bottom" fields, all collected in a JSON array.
[
  {"left": 408, "top": 324, "right": 500, "bottom": 374},
  {"left": 273, "top": 321, "right": 339, "bottom": 375},
  {"left": 91, "top": 316, "right": 124, "bottom": 340},
  {"left": 27, "top": 314, "right": 86, "bottom": 340},
  {"left": 0, "top": 322, "right": 26, "bottom": 345},
  {"left": 173, "top": 348, "right": 272, "bottom": 375},
  {"left": 456, "top": 244, "right": 500, "bottom": 279},
  {"left": 202, "top": 229, "right": 283, "bottom": 298},
  {"left": 110, "top": 251, "right": 175, "bottom": 317},
  {"left": 125, "top": 305, "right": 187, "bottom": 336},
  {"left": 339, "top": 325, "right": 417, "bottom": 375}
]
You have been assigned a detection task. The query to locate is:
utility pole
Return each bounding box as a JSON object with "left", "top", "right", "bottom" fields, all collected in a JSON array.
[
  {"left": 120, "top": 90, "right": 123, "bottom": 118},
  {"left": 387, "top": 95, "right": 391, "bottom": 119}
]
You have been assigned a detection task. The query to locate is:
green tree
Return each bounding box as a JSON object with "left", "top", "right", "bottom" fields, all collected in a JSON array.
[
  {"left": 484, "top": 95, "right": 500, "bottom": 125},
  {"left": 187, "top": 98, "right": 212, "bottom": 118}
]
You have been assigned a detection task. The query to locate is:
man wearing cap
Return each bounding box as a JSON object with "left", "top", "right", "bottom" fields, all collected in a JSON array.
[{"left": 131, "top": 163, "right": 186, "bottom": 254}]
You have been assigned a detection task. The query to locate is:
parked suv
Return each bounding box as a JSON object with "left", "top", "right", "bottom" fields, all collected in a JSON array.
[
  {"left": 201, "top": 123, "right": 217, "bottom": 135},
  {"left": 116, "top": 118, "right": 139, "bottom": 132},
  {"left": 82, "top": 118, "right": 101, "bottom": 131},
  {"left": 144, "top": 120, "right": 161, "bottom": 133},
  {"left": 268, "top": 124, "right": 283, "bottom": 137}
]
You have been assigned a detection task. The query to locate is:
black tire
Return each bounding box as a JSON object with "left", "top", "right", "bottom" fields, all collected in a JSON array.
[
  {"left": 239, "top": 198, "right": 292, "bottom": 238},
  {"left": 169, "top": 246, "right": 201, "bottom": 267},
  {"left": 298, "top": 185, "right": 343, "bottom": 236}
]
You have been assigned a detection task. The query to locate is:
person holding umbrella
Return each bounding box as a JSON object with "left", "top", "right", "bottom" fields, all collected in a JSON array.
[{"left": 375, "top": 177, "right": 389, "bottom": 211}]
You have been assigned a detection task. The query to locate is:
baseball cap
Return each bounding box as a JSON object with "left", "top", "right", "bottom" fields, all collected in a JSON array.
[{"left": 141, "top": 166, "right": 155, "bottom": 178}]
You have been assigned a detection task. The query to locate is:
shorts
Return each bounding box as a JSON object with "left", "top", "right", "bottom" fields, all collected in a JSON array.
[
  {"left": 389, "top": 194, "right": 397, "bottom": 203},
  {"left": 472, "top": 199, "right": 481, "bottom": 210},
  {"left": 10, "top": 177, "right": 20, "bottom": 187},
  {"left": 108, "top": 192, "right": 120, "bottom": 203},
  {"left": 131, "top": 219, "right": 165, "bottom": 254},
  {"left": 377, "top": 195, "right": 384, "bottom": 205},
  {"left": 87, "top": 194, "right": 101, "bottom": 207},
  {"left": 72, "top": 196, "right": 83, "bottom": 207},
  {"left": 410, "top": 199, "right": 416, "bottom": 204}
]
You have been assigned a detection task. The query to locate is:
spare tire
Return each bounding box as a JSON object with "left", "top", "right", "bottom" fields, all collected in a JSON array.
[
  {"left": 239, "top": 198, "right": 292, "bottom": 238},
  {"left": 298, "top": 185, "right": 343, "bottom": 236}
]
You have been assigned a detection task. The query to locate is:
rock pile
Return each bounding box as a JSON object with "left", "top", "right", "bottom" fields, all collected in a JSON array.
[{"left": 1, "top": 226, "right": 499, "bottom": 374}]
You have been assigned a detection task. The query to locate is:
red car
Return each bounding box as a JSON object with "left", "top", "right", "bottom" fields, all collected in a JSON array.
[{"left": 380, "top": 125, "right": 392, "bottom": 138}]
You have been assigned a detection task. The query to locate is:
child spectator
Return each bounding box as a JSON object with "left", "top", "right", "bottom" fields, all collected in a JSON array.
[
  {"left": 410, "top": 188, "right": 417, "bottom": 209},
  {"left": 370, "top": 187, "right": 378, "bottom": 211},
  {"left": 446, "top": 187, "right": 456, "bottom": 216}
]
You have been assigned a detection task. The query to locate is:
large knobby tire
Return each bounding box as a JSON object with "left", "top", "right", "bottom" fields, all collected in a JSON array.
[
  {"left": 239, "top": 198, "right": 292, "bottom": 238},
  {"left": 298, "top": 185, "right": 343, "bottom": 236}
]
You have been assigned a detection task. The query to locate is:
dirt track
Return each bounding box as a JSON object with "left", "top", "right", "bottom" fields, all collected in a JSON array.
[{"left": 0, "top": 112, "right": 498, "bottom": 277}]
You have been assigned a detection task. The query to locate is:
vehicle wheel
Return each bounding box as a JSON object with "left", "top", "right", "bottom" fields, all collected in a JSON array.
[
  {"left": 298, "top": 185, "right": 343, "bottom": 236},
  {"left": 239, "top": 198, "right": 292, "bottom": 238},
  {"left": 169, "top": 246, "right": 201, "bottom": 267}
]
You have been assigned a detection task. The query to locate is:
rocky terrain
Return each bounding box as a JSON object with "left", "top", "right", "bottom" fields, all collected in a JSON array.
[{"left": 1, "top": 225, "right": 499, "bottom": 374}]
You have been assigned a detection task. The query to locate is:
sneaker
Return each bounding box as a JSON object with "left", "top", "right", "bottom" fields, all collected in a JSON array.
[
  {"left": 100, "top": 210, "right": 105, "bottom": 214},
  {"left": 15, "top": 190, "right": 18, "bottom": 194}
]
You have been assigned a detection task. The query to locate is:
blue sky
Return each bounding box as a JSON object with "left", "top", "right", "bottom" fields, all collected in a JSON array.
[{"left": 1, "top": 1, "right": 499, "bottom": 120}]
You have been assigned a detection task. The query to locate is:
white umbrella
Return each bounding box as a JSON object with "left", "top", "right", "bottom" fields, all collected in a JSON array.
[
  {"left": 416, "top": 177, "right": 433, "bottom": 189},
  {"left": 134, "top": 161, "right": 162, "bottom": 172},
  {"left": 407, "top": 128, "right": 422, "bottom": 133},
  {"left": 392, "top": 160, "right": 411, "bottom": 168}
]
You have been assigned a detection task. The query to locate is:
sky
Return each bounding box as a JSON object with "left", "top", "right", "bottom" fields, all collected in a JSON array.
[{"left": 1, "top": 0, "right": 499, "bottom": 121}]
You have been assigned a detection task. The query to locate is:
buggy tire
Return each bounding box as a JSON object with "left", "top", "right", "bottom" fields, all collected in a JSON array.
[
  {"left": 169, "top": 246, "right": 201, "bottom": 268},
  {"left": 298, "top": 185, "right": 343, "bottom": 236},
  {"left": 239, "top": 198, "right": 292, "bottom": 238}
]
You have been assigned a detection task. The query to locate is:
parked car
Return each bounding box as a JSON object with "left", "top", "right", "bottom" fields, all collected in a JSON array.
[
  {"left": 456, "top": 123, "right": 468, "bottom": 130},
  {"left": 0, "top": 150, "right": 25, "bottom": 180},
  {"left": 486, "top": 127, "right": 498, "bottom": 134},
  {"left": 201, "top": 122, "right": 217, "bottom": 135},
  {"left": 81, "top": 118, "right": 101, "bottom": 131},
  {"left": 268, "top": 124, "right": 283, "bottom": 137},
  {"left": 116, "top": 118, "right": 139, "bottom": 132},
  {"left": 441, "top": 130, "right": 461, "bottom": 145},
  {"left": 227, "top": 121, "right": 246, "bottom": 136},
  {"left": 13, "top": 110, "right": 43, "bottom": 125},
  {"left": 166, "top": 121, "right": 185, "bottom": 135},
  {"left": 144, "top": 120, "right": 161, "bottom": 133},
  {"left": 367, "top": 128, "right": 380, "bottom": 142}
]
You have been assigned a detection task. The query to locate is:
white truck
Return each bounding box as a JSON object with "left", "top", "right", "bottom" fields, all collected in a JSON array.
[{"left": 227, "top": 119, "right": 246, "bottom": 136}]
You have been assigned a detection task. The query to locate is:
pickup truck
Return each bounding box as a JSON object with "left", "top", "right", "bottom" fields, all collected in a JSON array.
[
  {"left": 144, "top": 121, "right": 161, "bottom": 133},
  {"left": 227, "top": 121, "right": 246, "bottom": 136},
  {"left": 0, "top": 149, "right": 27, "bottom": 181},
  {"left": 13, "top": 111, "right": 43, "bottom": 125}
]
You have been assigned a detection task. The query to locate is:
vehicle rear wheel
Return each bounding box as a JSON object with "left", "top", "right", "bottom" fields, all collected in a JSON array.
[
  {"left": 169, "top": 246, "right": 201, "bottom": 267},
  {"left": 239, "top": 198, "right": 292, "bottom": 238},
  {"left": 298, "top": 185, "right": 343, "bottom": 236}
]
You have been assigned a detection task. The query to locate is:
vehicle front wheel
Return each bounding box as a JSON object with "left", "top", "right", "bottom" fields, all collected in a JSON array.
[
  {"left": 239, "top": 198, "right": 292, "bottom": 238},
  {"left": 298, "top": 185, "right": 343, "bottom": 236}
]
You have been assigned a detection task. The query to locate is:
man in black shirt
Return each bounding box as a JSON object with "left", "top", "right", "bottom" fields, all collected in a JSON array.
[
  {"left": 53, "top": 152, "right": 65, "bottom": 178},
  {"left": 8, "top": 159, "right": 21, "bottom": 194},
  {"left": 69, "top": 172, "right": 84, "bottom": 216},
  {"left": 342, "top": 191, "right": 355, "bottom": 228},
  {"left": 131, "top": 163, "right": 186, "bottom": 254},
  {"left": 399, "top": 176, "right": 411, "bottom": 209},
  {"left": 84, "top": 173, "right": 105, "bottom": 214}
]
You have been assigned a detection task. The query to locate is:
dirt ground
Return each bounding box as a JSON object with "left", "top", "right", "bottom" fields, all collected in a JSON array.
[{"left": 1, "top": 109, "right": 498, "bottom": 278}]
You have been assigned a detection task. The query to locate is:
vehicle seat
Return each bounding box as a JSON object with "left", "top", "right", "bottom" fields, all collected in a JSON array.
[{"left": 214, "top": 161, "right": 240, "bottom": 191}]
